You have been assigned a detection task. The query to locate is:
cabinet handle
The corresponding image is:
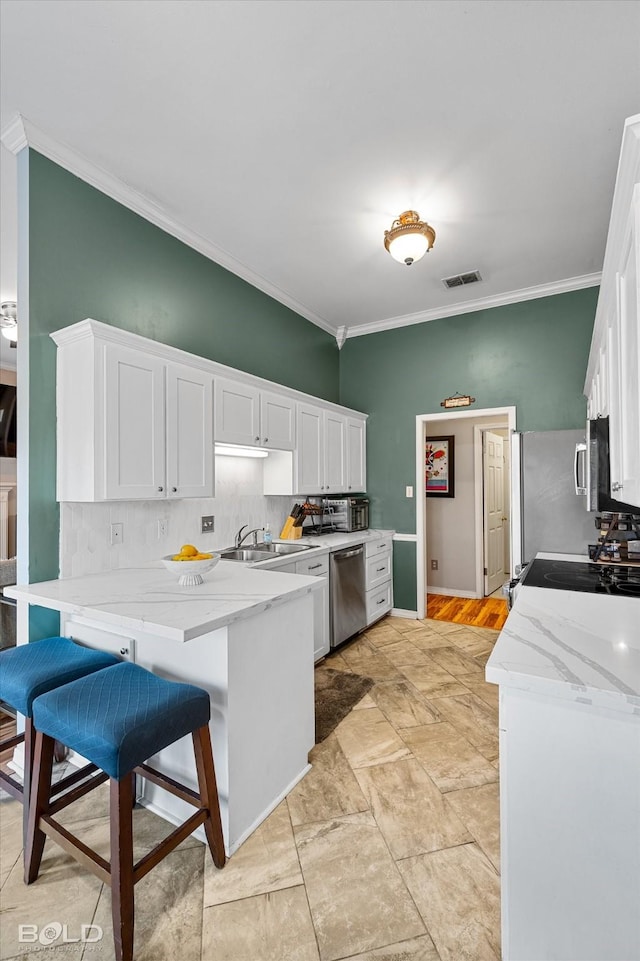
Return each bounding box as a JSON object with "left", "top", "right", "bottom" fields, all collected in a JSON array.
[
  {"left": 157, "top": 486, "right": 164, "bottom": 492},
  {"left": 171, "top": 487, "right": 177, "bottom": 493},
  {"left": 377, "top": 598, "right": 386, "bottom": 605},
  {"left": 120, "top": 648, "right": 129, "bottom": 656},
  {"left": 255, "top": 436, "right": 260, "bottom": 443},
  {"left": 377, "top": 566, "right": 385, "bottom": 572},
  {"left": 379, "top": 543, "right": 387, "bottom": 549},
  {"left": 264, "top": 437, "right": 268, "bottom": 444},
  {"left": 308, "top": 563, "right": 323, "bottom": 570}
]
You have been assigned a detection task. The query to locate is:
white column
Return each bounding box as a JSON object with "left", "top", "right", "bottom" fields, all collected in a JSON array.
[{"left": 0, "top": 483, "right": 13, "bottom": 560}]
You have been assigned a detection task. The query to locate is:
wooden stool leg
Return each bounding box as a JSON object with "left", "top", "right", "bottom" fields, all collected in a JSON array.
[
  {"left": 192, "top": 725, "right": 226, "bottom": 869},
  {"left": 22, "top": 717, "right": 35, "bottom": 849},
  {"left": 24, "top": 730, "right": 54, "bottom": 885},
  {"left": 110, "top": 776, "right": 135, "bottom": 961}
]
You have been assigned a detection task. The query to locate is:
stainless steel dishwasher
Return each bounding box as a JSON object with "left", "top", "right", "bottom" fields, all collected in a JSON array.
[{"left": 330, "top": 544, "right": 367, "bottom": 648}]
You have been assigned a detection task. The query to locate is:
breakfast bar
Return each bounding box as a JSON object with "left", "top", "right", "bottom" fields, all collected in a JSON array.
[{"left": 6, "top": 561, "right": 322, "bottom": 855}]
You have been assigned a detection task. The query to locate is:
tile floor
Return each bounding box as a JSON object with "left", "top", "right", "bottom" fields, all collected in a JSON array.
[{"left": 0, "top": 615, "right": 501, "bottom": 961}]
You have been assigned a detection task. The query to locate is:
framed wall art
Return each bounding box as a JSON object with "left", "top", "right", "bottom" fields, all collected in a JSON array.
[{"left": 425, "top": 435, "right": 455, "bottom": 497}]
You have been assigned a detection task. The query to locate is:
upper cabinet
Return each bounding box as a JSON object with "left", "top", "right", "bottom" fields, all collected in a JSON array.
[
  {"left": 296, "top": 403, "right": 366, "bottom": 495},
  {"left": 214, "top": 378, "right": 295, "bottom": 450},
  {"left": 52, "top": 320, "right": 367, "bottom": 502},
  {"left": 54, "top": 326, "right": 214, "bottom": 501},
  {"left": 585, "top": 115, "right": 640, "bottom": 508}
]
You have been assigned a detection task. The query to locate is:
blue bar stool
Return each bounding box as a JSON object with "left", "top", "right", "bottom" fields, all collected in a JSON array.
[
  {"left": 25, "top": 661, "right": 226, "bottom": 961},
  {"left": 0, "top": 636, "right": 120, "bottom": 838}
]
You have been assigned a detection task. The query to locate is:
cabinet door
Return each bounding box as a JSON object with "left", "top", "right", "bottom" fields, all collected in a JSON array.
[
  {"left": 296, "top": 403, "right": 324, "bottom": 493},
  {"left": 166, "top": 363, "right": 214, "bottom": 498},
  {"left": 104, "top": 344, "right": 166, "bottom": 499},
  {"left": 324, "top": 411, "right": 346, "bottom": 493},
  {"left": 261, "top": 391, "right": 295, "bottom": 450},
  {"left": 214, "top": 378, "right": 261, "bottom": 446},
  {"left": 346, "top": 416, "right": 366, "bottom": 492},
  {"left": 613, "top": 195, "right": 640, "bottom": 505}
]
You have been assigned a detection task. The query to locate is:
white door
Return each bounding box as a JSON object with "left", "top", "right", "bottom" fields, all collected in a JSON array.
[
  {"left": 166, "top": 363, "right": 214, "bottom": 498},
  {"left": 260, "top": 391, "right": 295, "bottom": 450},
  {"left": 324, "top": 411, "right": 347, "bottom": 493},
  {"left": 104, "top": 344, "right": 166, "bottom": 499},
  {"left": 346, "top": 416, "right": 366, "bottom": 492},
  {"left": 483, "top": 430, "right": 506, "bottom": 595},
  {"left": 296, "top": 403, "right": 324, "bottom": 493},
  {"left": 214, "top": 378, "right": 260, "bottom": 446}
]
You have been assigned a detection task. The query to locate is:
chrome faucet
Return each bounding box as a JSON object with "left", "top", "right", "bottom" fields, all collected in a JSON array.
[{"left": 234, "top": 525, "right": 265, "bottom": 548}]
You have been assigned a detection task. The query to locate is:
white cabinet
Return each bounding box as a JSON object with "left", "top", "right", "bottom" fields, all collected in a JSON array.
[
  {"left": 296, "top": 404, "right": 366, "bottom": 495},
  {"left": 346, "top": 416, "right": 367, "bottom": 492},
  {"left": 609, "top": 186, "right": 640, "bottom": 505},
  {"left": 585, "top": 115, "right": 640, "bottom": 508},
  {"left": 54, "top": 326, "right": 214, "bottom": 502},
  {"left": 215, "top": 378, "right": 295, "bottom": 451},
  {"left": 261, "top": 551, "right": 329, "bottom": 662},
  {"left": 364, "top": 536, "right": 393, "bottom": 625},
  {"left": 498, "top": 687, "right": 640, "bottom": 961}
]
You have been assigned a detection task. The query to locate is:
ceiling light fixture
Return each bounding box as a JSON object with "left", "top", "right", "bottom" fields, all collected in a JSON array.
[
  {"left": 384, "top": 211, "right": 436, "bottom": 266},
  {"left": 0, "top": 303, "right": 17, "bottom": 343}
]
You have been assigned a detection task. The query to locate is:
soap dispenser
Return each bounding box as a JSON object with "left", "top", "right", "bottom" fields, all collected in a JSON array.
[{"left": 263, "top": 523, "right": 273, "bottom": 545}]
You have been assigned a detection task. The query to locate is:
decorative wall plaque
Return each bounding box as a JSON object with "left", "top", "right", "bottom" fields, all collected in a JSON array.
[{"left": 440, "top": 392, "right": 476, "bottom": 409}]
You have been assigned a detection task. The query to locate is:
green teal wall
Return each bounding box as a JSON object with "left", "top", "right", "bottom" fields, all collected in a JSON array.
[
  {"left": 26, "top": 150, "right": 339, "bottom": 635},
  {"left": 339, "top": 288, "right": 598, "bottom": 610}
]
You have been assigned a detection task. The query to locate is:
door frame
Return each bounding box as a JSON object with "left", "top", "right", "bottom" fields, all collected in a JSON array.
[{"left": 415, "top": 406, "right": 517, "bottom": 621}]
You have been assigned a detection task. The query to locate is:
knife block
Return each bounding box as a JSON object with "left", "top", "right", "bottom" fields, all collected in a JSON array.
[{"left": 279, "top": 519, "right": 303, "bottom": 539}]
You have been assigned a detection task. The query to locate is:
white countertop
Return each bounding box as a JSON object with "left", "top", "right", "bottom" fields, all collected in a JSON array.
[
  {"left": 251, "top": 528, "right": 395, "bottom": 567},
  {"left": 486, "top": 554, "right": 640, "bottom": 716},
  {"left": 5, "top": 561, "right": 323, "bottom": 643}
]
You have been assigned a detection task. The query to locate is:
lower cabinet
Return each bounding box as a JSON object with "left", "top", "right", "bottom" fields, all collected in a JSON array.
[
  {"left": 266, "top": 553, "right": 330, "bottom": 662},
  {"left": 364, "top": 536, "right": 393, "bottom": 625}
]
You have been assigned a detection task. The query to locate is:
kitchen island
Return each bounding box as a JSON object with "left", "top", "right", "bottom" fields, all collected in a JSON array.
[
  {"left": 486, "top": 557, "right": 640, "bottom": 961},
  {"left": 6, "top": 561, "right": 322, "bottom": 855}
]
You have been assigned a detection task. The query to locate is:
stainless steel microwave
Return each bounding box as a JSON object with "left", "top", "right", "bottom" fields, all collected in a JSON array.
[{"left": 324, "top": 496, "right": 369, "bottom": 532}]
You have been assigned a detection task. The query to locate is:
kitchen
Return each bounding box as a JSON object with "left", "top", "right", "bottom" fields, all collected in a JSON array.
[{"left": 1, "top": 3, "right": 640, "bottom": 960}]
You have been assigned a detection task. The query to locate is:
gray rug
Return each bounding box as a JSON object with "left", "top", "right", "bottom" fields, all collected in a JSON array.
[{"left": 314, "top": 669, "right": 375, "bottom": 744}]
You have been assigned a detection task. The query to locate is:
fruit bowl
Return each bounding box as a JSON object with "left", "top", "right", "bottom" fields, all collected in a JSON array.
[{"left": 161, "top": 554, "right": 221, "bottom": 586}]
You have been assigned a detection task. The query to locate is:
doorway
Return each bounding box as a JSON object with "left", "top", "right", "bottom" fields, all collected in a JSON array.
[{"left": 415, "top": 406, "right": 516, "bottom": 621}]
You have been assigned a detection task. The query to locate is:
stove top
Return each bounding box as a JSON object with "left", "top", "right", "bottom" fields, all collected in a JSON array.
[{"left": 521, "top": 558, "right": 640, "bottom": 597}]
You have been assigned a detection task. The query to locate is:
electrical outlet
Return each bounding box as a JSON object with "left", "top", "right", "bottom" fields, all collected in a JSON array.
[
  {"left": 110, "top": 523, "right": 123, "bottom": 545},
  {"left": 405, "top": 485, "right": 414, "bottom": 498},
  {"left": 430, "top": 559, "right": 438, "bottom": 571},
  {"left": 157, "top": 519, "right": 168, "bottom": 539},
  {"left": 201, "top": 515, "right": 215, "bottom": 534}
]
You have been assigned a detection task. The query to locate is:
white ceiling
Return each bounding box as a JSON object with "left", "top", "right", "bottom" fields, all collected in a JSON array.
[{"left": 1, "top": 0, "right": 639, "bottom": 343}]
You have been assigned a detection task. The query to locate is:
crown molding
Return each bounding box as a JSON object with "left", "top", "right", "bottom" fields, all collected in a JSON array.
[
  {"left": 0, "top": 114, "right": 336, "bottom": 338},
  {"left": 345, "top": 272, "right": 602, "bottom": 339}
]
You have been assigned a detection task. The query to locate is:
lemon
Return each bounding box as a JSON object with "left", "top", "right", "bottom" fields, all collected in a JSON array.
[
  {"left": 194, "top": 553, "right": 212, "bottom": 560},
  {"left": 179, "top": 544, "right": 198, "bottom": 557}
]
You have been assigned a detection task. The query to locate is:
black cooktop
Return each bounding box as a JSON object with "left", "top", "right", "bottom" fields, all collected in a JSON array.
[{"left": 521, "top": 558, "right": 640, "bottom": 597}]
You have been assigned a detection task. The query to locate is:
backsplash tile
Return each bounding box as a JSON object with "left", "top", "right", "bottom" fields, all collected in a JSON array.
[{"left": 60, "top": 457, "right": 294, "bottom": 578}]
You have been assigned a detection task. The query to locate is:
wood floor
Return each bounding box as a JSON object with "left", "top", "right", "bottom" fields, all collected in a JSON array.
[{"left": 427, "top": 592, "right": 508, "bottom": 630}]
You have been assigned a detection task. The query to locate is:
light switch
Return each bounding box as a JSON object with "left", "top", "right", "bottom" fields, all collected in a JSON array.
[{"left": 405, "top": 486, "right": 414, "bottom": 498}]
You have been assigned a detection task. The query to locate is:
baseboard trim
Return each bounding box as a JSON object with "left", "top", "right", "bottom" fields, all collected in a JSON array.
[
  {"left": 391, "top": 608, "right": 418, "bottom": 619},
  {"left": 427, "top": 588, "right": 480, "bottom": 599}
]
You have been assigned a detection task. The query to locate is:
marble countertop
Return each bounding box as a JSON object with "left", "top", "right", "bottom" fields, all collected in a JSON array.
[
  {"left": 250, "top": 529, "right": 395, "bottom": 569},
  {"left": 5, "top": 562, "right": 323, "bottom": 643},
  {"left": 486, "top": 554, "right": 640, "bottom": 716}
]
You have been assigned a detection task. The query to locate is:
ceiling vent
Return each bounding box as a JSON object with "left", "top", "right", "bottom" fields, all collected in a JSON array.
[{"left": 442, "top": 270, "right": 482, "bottom": 290}]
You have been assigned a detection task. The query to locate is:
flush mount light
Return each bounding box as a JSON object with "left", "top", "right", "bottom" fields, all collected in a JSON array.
[
  {"left": 384, "top": 211, "right": 435, "bottom": 266},
  {"left": 0, "top": 302, "right": 17, "bottom": 343}
]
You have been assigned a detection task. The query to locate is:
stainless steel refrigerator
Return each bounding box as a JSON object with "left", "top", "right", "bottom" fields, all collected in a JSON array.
[{"left": 511, "top": 429, "right": 595, "bottom": 567}]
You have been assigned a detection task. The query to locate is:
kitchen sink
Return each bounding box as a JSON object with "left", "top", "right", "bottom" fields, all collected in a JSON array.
[
  {"left": 220, "top": 542, "right": 313, "bottom": 562},
  {"left": 257, "top": 542, "right": 313, "bottom": 554},
  {"left": 219, "top": 548, "right": 273, "bottom": 562}
]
